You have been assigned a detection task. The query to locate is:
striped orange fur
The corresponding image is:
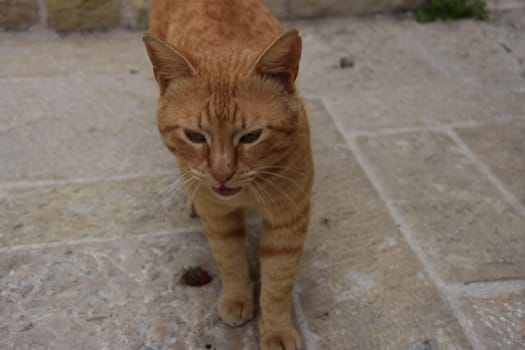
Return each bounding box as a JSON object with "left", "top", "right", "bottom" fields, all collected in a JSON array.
[{"left": 143, "top": 1, "right": 313, "bottom": 349}]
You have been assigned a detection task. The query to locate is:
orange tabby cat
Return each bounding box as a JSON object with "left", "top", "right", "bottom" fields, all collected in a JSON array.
[{"left": 143, "top": 1, "right": 313, "bottom": 349}]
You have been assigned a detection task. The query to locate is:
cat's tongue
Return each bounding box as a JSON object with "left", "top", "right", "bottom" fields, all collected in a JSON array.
[{"left": 213, "top": 185, "right": 241, "bottom": 197}]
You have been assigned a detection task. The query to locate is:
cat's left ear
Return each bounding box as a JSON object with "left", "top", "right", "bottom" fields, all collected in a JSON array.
[
  {"left": 142, "top": 34, "right": 196, "bottom": 94},
  {"left": 251, "top": 29, "right": 302, "bottom": 93}
]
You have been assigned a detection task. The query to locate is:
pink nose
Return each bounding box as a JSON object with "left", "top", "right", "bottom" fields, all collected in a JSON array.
[
  {"left": 209, "top": 150, "right": 235, "bottom": 185},
  {"left": 211, "top": 170, "right": 234, "bottom": 185}
]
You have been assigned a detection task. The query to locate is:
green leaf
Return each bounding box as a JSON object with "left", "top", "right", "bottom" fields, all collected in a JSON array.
[{"left": 415, "top": 0, "right": 488, "bottom": 23}]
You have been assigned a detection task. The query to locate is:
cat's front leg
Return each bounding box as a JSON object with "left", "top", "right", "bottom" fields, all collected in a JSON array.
[
  {"left": 199, "top": 208, "right": 254, "bottom": 327},
  {"left": 259, "top": 204, "right": 309, "bottom": 350}
]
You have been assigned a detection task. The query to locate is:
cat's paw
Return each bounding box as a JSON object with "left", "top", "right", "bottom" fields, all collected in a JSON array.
[
  {"left": 218, "top": 295, "right": 254, "bottom": 327},
  {"left": 260, "top": 324, "right": 301, "bottom": 350}
]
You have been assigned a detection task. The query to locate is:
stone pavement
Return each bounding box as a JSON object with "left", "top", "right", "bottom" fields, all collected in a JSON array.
[{"left": 1, "top": 12, "right": 525, "bottom": 350}]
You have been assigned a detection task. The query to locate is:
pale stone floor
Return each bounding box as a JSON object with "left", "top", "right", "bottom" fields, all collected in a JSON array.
[{"left": 1, "top": 11, "right": 525, "bottom": 350}]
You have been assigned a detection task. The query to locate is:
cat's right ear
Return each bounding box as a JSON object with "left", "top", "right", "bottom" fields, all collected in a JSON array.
[
  {"left": 142, "top": 34, "right": 196, "bottom": 94},
  {"left": 251, "top": 29, "right": 302, "bottom": 93}
]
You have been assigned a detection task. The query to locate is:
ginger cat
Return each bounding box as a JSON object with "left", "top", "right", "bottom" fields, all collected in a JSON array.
[{"left": 143, "top": 1, "right": 313, "bottom": 349}]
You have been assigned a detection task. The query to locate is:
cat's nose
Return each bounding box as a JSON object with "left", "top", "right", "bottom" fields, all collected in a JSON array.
[
  {"left": 209, "top": 148, "right": 235, "bottom": 185},
  {"left": 211, "top": 169, "right": 234, "bottom": 185}
]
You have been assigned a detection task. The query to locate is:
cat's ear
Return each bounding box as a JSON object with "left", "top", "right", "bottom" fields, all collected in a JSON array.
[
  {"left": 252, "top": 29, "right": 302, "bottom": 93},
  {"left": 142, "top": 34, "right": 196, "bottom": 94}
]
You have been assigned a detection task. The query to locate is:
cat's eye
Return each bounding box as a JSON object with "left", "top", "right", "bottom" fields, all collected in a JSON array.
[
  {"left": 184, "top": 130, "right": 207, "bottom": 144},
  {"left": 239, "top": 130, "right": 262, "bottom": 144}
]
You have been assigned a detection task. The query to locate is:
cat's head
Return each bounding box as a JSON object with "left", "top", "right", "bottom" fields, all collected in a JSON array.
[{"left": 143, "top": 30, "right": 303, "bottom": 199}]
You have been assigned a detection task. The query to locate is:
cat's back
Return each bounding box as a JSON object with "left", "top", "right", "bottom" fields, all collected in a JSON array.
[{"left": 149, "top": 0, "right": 282, "bottom": 56}]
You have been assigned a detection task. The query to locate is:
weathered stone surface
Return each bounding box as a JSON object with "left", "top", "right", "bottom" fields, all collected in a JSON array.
[
  {"left": 323, "top": 78, "right": 525, "bottom": 131},
  {"left": 1, "top": 13, "right": 525, "bottom": 349},
  {"left": 2, "top": 17, "right": 524, "bottom": 132},
  {"left": 297, "top": 101, "right": 471, "bottom": 349},
  {"left": 0, "top": 99, "right": 472, "bottom": 348},
  {"left": 356, "top": 131, "right": 525, "bottom": 283},
  {"left": 487, "top": 0, "right": 525, "bottom": 11},
  {"left": 0, "top": 175, "right": 200, "bottom": 247},
  {"left": 0, "top": 31, "right": 152, "bottom": 78},
  {"left": 457, "top": 287, "right": 525, "bottom": 349},
  {"left": 295, "top": 17, "right": 525, "bottom": 131},
  {"left": 133, "top": 0, "right": 150, "bottom": 29},
  {"left": 495, "top": 15, "right": 525, "bottom": 81},
  {"left": 264, "top": 0, "right": 289, "bottom": 18},
  {"left": 290, "top": 0, "right": 423, "bottom": 17},
  {"left": 457, "top": 122, "right": 525, "bottom": 207},
  {"left": 0, "top": 232, "right": 259, "bottom": 350},
  {"left": 46, "top": 0, "right": 119, "bottom": 31},
  {"left": 296, "top": 18, "right": 440, "bottom": 93},
  {"left": 0, "top": 0, "right": 39, "bottom": 30},
  {"left": 121, "top": 0, "right": 150, "bottom": 30},
  {"left": 405, "top": 20, "right": 525, "bottom": 90},
  {"left": 0, "top": 76, "right": 175, "bottom": 183},
  {"left": 492, "top": 7, "right": 525, "bottom": 31}
]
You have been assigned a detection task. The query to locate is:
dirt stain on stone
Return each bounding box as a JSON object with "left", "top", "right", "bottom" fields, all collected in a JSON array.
[
  {"left": 180, "top": 266, "right": 212, "bottom": 287},
  {"left": 320, "top": 217, "right": 330, "bottom": 228},
  {"left": 20, "top": 322, "right": 33, "bottom": 332},
  {"left": 408, "top": 338, "right": 438, "bottom": 350}
]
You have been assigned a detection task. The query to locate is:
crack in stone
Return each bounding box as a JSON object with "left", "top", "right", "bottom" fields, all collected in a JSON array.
[{"left": 464, "top": 277, "right": 525, "bottom": 285}]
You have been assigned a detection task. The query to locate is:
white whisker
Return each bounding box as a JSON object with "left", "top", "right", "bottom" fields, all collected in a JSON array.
[
  {"left": 253, "top": 178, "right": 274, "bottom": 207},
  {"left": 161, "top": 176, "right": 195, "bottom": 218},
  {"left": 249, "top": 184, "right": 264, "bottom": 209},
  {"left": 257, "top": 175, "right": 298, "bottom": 209},
  {"left": 256, "top": 165, "right": 304, "bottom": 175},
  {"left": 185, "top": 181, "right": 201, "bottom": 217},
  {"left": 152, "top": 171, "right": 189, "bottom": 202},
  {"left": 257, "top": 170, "right": 309, "bottom": 199}
]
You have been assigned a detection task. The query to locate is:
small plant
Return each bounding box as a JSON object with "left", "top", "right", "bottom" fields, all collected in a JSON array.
[{"left": 415, "top": 0, "right": 488, "bottom": 22}]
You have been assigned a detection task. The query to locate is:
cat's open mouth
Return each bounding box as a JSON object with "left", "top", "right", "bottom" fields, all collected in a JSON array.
[{"left": 212, "top": 185, "right": 242, "bottom": 197}]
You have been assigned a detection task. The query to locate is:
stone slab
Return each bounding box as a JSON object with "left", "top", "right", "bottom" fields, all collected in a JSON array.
[
  {"left": 264, "top": 0, "right": 289, "bottom": 18},
  {"left": 290, "top": 0, "right": 423, "bottom": 18},
  {"left": 0, "top": 175, "right": 199, "bottom": 247},
  {"left": 0, "top": 0, "right": 39, "bottom": 30},
  {"left": 46, "top": 0, "right": 119, "bottom": 31},
  {"left": 356, "top": 131, "right": 525, "bottom": 284},
  {"left": 2, "top": 17, "right": 524, "bottom": 132},
  {"left": 1, "top": 15, "right": 524, "bottom": 350},
  {"left": 294, "top": 17, "right": 525, "bottom": 130},
  {"left": 456, "top": 122, "right": 525, "bottom": 207},
  {"left": 487, "top": 0, "right": 525, "bottom": 11},
  {"left": 321, "top": 78, "right": 525, "bottom": 131},
  {"left": 120, "top": 0, "right": 150, "bottom": 30},
  {"left": 0, "top": 31, "right": 152, "bottom": 78},
  {"left": 0, "top": 100, "right": 472, "bottom": 348},
  {"left": 496, "top": 14, "right": 525, "bottom": 78},
  {"left": 0, "top": 232, "right": 260, "bottom": 350},
  {"left": 296, "top": 18, "right": 442, "bottom": 95},
  {"left": 492, "top": 7, "right": 525, "bottom": 30},
  {"left": 1, "top": 19, "right": 437, "bottom": 85},
  {"left": 404, "top": 19, "right": 525, "bottom": 90},
  {"left": 296, "top": 101, "right": 471, "bottom": 349},
  {"left": 457, "top": 288, "right": 525, "bottom": 349},
  {"left": 0, "top": 76, "right": 177, "bottom": 183}
]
